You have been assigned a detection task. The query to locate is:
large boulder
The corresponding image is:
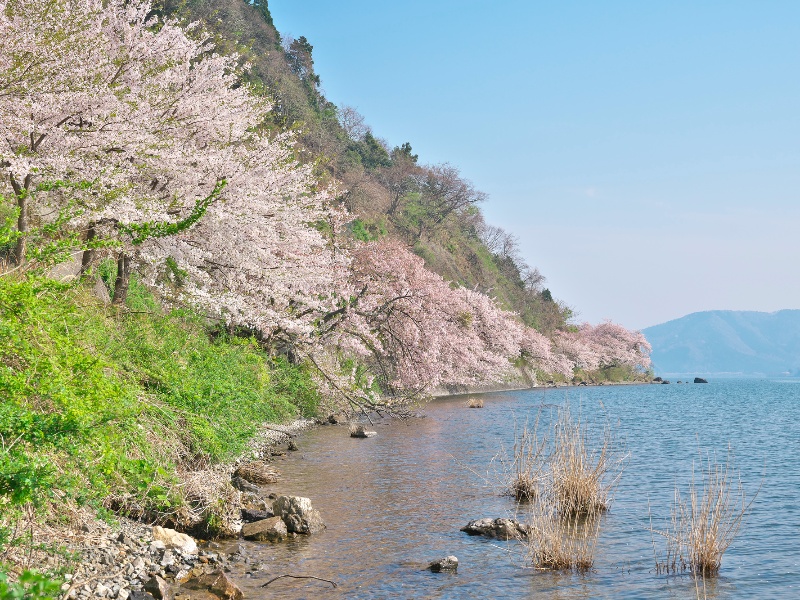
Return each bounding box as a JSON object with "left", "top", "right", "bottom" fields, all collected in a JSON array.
[
  {"left": 242, "top": 516, "right": 287, "bottom": 542},
  {"left": 152, "top": 526, "right": 198, "bottom": 555},
  {"left": 694, "top": 377, "right": 709, "bottom": 384},
  {"left": 461, "top": 518, "right": 528, "bottom": 540},
  {"left": 273, "top": 496, "right": 326, "bottom": 534}
]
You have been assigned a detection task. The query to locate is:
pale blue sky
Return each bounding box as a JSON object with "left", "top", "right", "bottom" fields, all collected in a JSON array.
[{"left": 269, "top": 1, "right": 800, "bottom": 330}]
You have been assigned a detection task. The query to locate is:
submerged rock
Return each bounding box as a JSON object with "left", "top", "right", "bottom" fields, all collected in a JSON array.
[
  {"left": 461, "top": 518, "right": 528, "bottom": 540},
  {"left": 273, "top": 496, "right": 326, "bottom": 534},
  {"left": 428, "top": 556, "right": 458, "bottom": 573}
]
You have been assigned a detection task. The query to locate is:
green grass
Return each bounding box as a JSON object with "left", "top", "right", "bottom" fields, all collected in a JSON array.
[{"left": 0, "top": 272, "right": 319, "bottom": 538}]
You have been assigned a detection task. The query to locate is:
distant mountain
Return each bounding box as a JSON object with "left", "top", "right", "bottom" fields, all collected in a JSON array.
[{"left": 642, "top": 310, "right": 800, "bottom": 376}]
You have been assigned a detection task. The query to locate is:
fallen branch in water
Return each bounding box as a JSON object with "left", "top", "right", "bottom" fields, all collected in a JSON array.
[{"left": 261, "top": 574, "right": 338, "bottom": 588}]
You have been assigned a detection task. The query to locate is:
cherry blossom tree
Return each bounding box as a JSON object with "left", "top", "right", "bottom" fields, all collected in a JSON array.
[
  {"left": 311, "top": 240, "right": 557, "bottom": 414},
  {"left": 0, "top": 0, "right": 254, "bottom": 282},
  {"left": 553, "top": 321, "right": 652, "bottom": 375},
  {"left": 0, "top": 0, "right": 652, "bottom": 415}
]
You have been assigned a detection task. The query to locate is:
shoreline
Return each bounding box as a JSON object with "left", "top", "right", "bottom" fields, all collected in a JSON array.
[
  {"left": 40, "top": 380, "right": 657, "bottom": 599},
  {"left": 432, "top": 379, "right": 653, "bottom": 399},
  {"left": 23, "top": 418, "right": 315, "bottom": 600}
]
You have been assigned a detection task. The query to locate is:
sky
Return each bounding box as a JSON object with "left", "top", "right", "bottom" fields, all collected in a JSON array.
[{"left": 269, "top": 0, "right": 800, "bottom": 330}]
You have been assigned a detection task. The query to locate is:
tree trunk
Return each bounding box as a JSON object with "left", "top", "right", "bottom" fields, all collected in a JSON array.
[
  {"left": 111, "top": 252, "right": 131, "bottom": 305},
  {"left": 13, "top": 194, "right": 27, "bottom": 266},
  {"left": 80, "top": 222, "right": 96, "bottom": 275},
  {"left": 9, "top": 174, "right": 31, "bottom": 267}
]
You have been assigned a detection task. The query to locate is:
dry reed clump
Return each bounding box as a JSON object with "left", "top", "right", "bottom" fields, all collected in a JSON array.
[
  {"left": 651, "top": 451, "right": 756, "bottom": 577},
  {"left": 525, "top": 485, "right": 602, "bottom": 571},
  {"left": 467, "top": 397, "right": 484, "bottom": 408},
  {"left": 522, "top": 403, "right": 624, "bottom": 571},
  {"left": 550, "top": 404, "right": 625, "bottom": 516},
  {"left": 478, "top": 403, "right": 624, "bottom": 571},
  {"left": 491, "top": 416, "right": 548, "bottom": 502}
]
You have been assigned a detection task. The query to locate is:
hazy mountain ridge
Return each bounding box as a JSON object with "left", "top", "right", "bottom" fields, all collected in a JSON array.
[{"left": 643, "top": 309, "right": 800, "bottom": 375}]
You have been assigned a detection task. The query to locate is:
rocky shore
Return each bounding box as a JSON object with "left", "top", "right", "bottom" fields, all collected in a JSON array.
[{"left": 42, "top": 419, "right": 324, "bottom": 600}]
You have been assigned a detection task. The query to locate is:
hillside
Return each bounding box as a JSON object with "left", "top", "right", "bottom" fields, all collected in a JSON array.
[
  {"left": 155, "top": 0, "right": 570, "bottom": 333},
  {"left": 643, "top": 310, "right": 800, "bottom": 376}
]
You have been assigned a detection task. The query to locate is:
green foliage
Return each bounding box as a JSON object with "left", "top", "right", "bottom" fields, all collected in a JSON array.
[
  {"left": 120, "top": 180, "right": 226, "bottom": 245},
  {"left": 0, "top": 273, "right": 319, "bottom": 527},
  {"left": 392, "top": 142, "right": 418, "bottom": 163},
  {"left": 0, "top": 569, "right": 61, "bottom": 600},
  {"left": 349, "top": 218, "right": 386, "bottom": 242},
  {"left": 351, "top": 132, "right": 391, "bottom": 170},
  {"left": 0, "top": 207, "right": 20, "bottom": 254}
]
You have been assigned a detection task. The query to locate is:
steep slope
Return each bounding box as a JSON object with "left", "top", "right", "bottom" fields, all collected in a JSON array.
[
  {"left": 643, "top": 310, "right": 800, "bottom": 375},
  {"left": 156, "top": 0, "right": 571, "bottom": 333}
]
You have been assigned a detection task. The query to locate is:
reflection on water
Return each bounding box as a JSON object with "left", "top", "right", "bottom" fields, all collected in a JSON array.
[{"left": 220, "top": 380, "right": 799, "bottom": 599}]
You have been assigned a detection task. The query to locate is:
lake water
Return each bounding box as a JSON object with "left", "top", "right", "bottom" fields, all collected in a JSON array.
[{"left": 223, "top": 379, "right": 799, "bottom": 599}]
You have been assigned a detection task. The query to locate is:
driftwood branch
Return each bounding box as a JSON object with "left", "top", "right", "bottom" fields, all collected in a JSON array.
[{"left": 261, "top": 574, "right": 338, "bottom": 588}]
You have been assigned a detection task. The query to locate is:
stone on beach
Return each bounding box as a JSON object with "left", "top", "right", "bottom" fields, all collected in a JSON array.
[
  {"left": 242, "top": 516, "right": 288, "bottom": 542},
  {"left": 151, "top": 526, "right": 197, "bottom": 555},
  {"left": 234, "top": 461, "right": 280, "bottom": 484},
  {"left": 143, "top": 575, "right": 174, "bottom": 600}
]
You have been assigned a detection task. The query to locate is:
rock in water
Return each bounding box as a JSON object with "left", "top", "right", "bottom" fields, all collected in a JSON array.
[
  {"left": 349, "top": 424, "right": 377, "bottom": 438},
  {"left": 186, "top": 571, "right": 243, "bottom": 600},
  {"left": 428, "top": 556, "right": 458, "bottom": 573},
  {"left": 241, "top": 516, "right": 288, "bottom": 542},
  {"left": 694, "top": 377, "right": 709, "bottom": 383},
  {"left": 461, "top": 518, "right": 528, "bottom": 540},
  {"left": 273, "top": 496, "right": 326, "bottom": 534},
  {"left": 151, "top": 526, "right": 198, "bottom": 555}
]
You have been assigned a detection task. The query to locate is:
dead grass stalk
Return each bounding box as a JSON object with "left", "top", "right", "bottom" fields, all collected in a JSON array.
[{"left": 651, "top": 450, "right": 757, "bottom": 577}]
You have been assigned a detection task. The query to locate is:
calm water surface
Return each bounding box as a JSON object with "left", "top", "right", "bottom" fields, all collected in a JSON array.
[{"left": 222, "top": 379, "right": 799, "bottom": 599}]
